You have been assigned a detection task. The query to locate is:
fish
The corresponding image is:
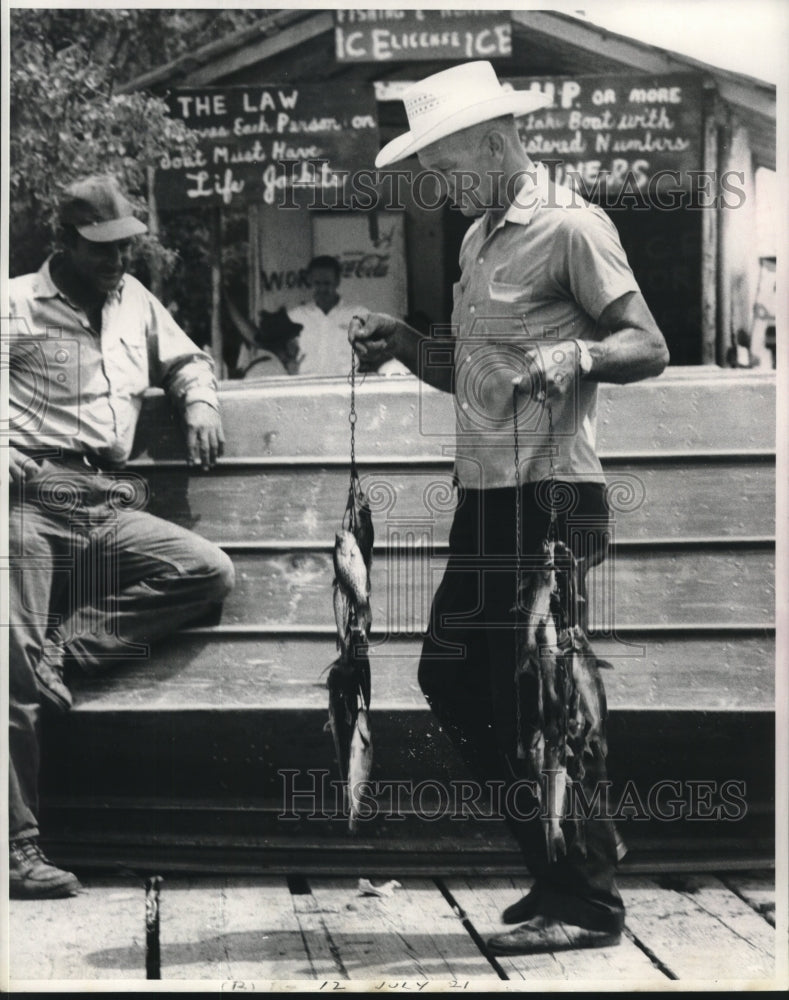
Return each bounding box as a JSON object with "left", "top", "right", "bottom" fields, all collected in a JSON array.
[
  {"left": 517, "top": 539, "right": 557, "bottom": 657},
  {"left": 334, "top": 529, "right": 372, "bottom": 636},
  {"left": 515, "top": 656, "right": 544, "bottom": 766},
  {"left": 568, "top": 625, "right": 608, "bottom": 758},
  {"left": 347, "top": 708, "right": 373, "bottom": 833},
  {"left": 566, "top": 676, "right": 588, "bottom": 784},
  {"left": 514, "top": 541, "right": 575, "bottom": 859},
  {"left": 514, "top": 541, "right": 557, "bottom": 760},
  {"left": 349, "top": 629, "right": 372, "bottom": 713},
  {"left": 528, "top": 729, "right": 545, "bottom": 799},
  {"left": 551, "top": 539, "right": 580, "bottom": 631},
  {"left": 513, "top": 534, "right": 614, "bottom": 863},
  {"left": 542, "top": 756, "right": 568, "bottom": 863},
  {"left": 333, "top": 578, "right": 351, "bottom": 653},
  {"left": 537, "top": 617, "right": 571, "bottom": 863},
  {"left": 352, "top": 491, "right": 375, "bottom": 573},
  {"left": 326, "top": 654, "right": 357, "bottom": 782}
]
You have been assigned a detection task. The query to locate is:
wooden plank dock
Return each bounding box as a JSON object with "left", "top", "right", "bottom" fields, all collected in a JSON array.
[{"left": 8, "top": 870, "right": 781, "bottom": 988}]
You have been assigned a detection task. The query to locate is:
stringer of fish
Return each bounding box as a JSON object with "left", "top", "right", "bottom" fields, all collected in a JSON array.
[
  {"left": 514, "top": 539, "right": 612, "bottom": 862},
  {"left": 326, "top": 453, "right": 376, "bottom": 832}
]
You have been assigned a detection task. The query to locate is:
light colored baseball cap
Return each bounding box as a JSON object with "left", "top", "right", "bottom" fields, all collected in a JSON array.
[
  {"left": 376, "top": 61, "right": 551, "bottom": 168},
  {"left": 59, "top": 175, "right": 148, "bottom": 242}
]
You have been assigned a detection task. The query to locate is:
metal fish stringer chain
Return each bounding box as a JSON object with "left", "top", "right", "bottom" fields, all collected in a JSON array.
[
  {"left": 546, "top": 398, "right": 559, "bottom": 543},
  {"left": 326, "top": 324, "right": 375, "bottom": 833},
  {"left": 512, "top": 384, "right": 523, "bottom": 756},
  {"left": 347, "top": 343, "right": 358, "bottom": 523}
]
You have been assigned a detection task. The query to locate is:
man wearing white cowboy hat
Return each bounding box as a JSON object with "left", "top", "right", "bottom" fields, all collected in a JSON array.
[{"left": 351, "top": 62, "right": 669, "bottom": 955}]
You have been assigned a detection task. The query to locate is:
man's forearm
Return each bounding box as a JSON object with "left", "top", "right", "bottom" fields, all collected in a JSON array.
[
  {"left": 389, "top": 321, "right": 455, "bottom": 393},
  {"left": 585, "top": 292, "right": 670, "bottom": 385},
  {"left": 585, "top": 328, "right": 669, "bottom": 384}
]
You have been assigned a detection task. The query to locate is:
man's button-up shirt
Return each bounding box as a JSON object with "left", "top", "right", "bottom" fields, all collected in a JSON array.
[
  {"left": 8, "top": 258, "right": 218, "bottom": 466},
  {"left": 451, "top": 163, "right": 641, "bottom": 491},
  {"left": 287, "top": 298, "right": 361, "bottom": 377}
]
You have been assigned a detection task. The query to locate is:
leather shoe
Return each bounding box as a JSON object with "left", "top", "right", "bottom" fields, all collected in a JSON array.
[
  {"left": 9, "top": 838, "right": 81, "bottom": 899},
  {"left": 488, "top": 916, "right": 621, "bottom": 955},
  {"left": 503, "top": 884, "right": 624, "bottom": 934},
  {"left": 35, "top": 656, "right": 72, "bottom": 713},
  {"left": 502, "top": 884, "right": 545, "bottom": 924}
]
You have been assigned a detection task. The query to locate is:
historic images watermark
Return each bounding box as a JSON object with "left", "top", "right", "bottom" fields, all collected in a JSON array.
[
  {"left": 270, "top": 162, "right": 748, "bottom": 213},
  {"left": 278, "top": 770, "right": 748, "bottom": 825}
]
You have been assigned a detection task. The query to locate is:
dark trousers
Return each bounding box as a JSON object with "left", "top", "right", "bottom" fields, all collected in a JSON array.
[
  {"left": 8, "top": 456, "right": 235, "bottom": 841},
  {"left": 418, "top": 481, "right": 624, "bottom": 931}
]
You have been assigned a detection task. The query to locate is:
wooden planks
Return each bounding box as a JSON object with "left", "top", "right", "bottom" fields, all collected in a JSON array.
[
  {"left": 66, "top": 633, "right": 775, "bottom": 712},
  {"left": 620, "top": 874, "right": 776, "bottom": 984},
  {"left": 132, "top": 369, "right": 776, "bottom": 461},
  {"left": 8, "top": 873, "right": 780, "bottom": 986},
  {"left": 141, "top": 459, "right": 775, "bottom": 545},
  {"left": 157, "top": 876, "right": 316, "bottom": 980},
  {"left": 217, "top": 547, "right": 774, "bottom": 631},
  {"left": 8, "top": 876, "right": 146, "bottom": 982},
  {"left": 302, "top": 877, "right": 494, "bottom": 979},
  {"left": 722, "top": 871, "right": 777, "bottom": 926},
  {"left": 443, "top": 875, "right": 665, "bottom": 983}
]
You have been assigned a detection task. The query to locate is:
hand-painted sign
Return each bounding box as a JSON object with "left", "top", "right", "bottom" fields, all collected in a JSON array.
[
  {"left": 508, "top": 74, "right": 703, "bottom": 195},
  {"left": 155, "top": 86, "right": 379, "bottom": 209},
  {"left": 335, "top": 9, "right": 511, "bottom": 62}
]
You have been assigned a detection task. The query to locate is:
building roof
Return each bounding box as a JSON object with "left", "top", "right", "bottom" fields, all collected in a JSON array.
[
  {"left": 572, "top": 2, "right": 783, "bottom": 86},
  {"left": 121, "top": 8, "right": 775, "bottom": 137}
]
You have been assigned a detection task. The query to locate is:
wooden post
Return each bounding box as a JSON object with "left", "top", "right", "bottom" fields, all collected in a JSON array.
[
  {"left": 211, "top": 206, "right": 226, "bottom": 380},
  {"left": 146, "top": 166, "right": 163, "bottom": 301},
  {"left": 700, "top": 95, "right": 719, "bottom": 366},
  {"left": 144, "top": 876, "right": 162, "bottom": 980},
  {"left": 248, "top": 202, "right": 259, "bottom": 320},
  {"left": 717, "top": 115, "right": 757, "bottom": 367}
]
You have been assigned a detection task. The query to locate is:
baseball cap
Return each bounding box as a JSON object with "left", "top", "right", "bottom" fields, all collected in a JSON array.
[{"left": 59, "top": 175, "right": 148, "bottom": 243}]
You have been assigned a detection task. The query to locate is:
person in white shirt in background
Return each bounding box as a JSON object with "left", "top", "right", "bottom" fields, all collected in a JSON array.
[{"left": 288, "top": 256, "right": 408, "bottom": 377}]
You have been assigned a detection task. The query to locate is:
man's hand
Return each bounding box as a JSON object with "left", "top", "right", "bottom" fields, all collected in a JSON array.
[
  {"left": 8, "top": 446, "right": 30, "bottom": 485},
  {"left": 512, "top": 340, "right": 582, "bottom": 401},
  {"left": 348, "top": 312, "right": 399, "bottom": 369},
  {"left": 183, "top": 402, "right": 225, "bottom": 470}
]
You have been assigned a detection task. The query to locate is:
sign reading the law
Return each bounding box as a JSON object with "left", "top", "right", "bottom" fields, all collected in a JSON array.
[
  {"left": 508, "top": 74, "right": 703, "bottom": 194},
  {"left": 335, "top": 9, "right": 511, "bottom": 62},
  {"left": 155, "top": 86, "right": 379, "bottom": 209}
]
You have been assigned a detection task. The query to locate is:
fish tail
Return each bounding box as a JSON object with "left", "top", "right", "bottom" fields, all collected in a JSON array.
[{"left": 544, "top": 823, "right": 567, "bottom": 863}]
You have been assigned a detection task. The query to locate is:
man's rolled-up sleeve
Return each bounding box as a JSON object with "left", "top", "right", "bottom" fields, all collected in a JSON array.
[{"left": 147, "top": 293, "right": 219, "bottom": 411}]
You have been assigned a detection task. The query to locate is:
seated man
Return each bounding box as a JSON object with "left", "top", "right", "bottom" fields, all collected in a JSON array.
[{"left": 7, "top": 175, "right": 235, "bottom": 899}]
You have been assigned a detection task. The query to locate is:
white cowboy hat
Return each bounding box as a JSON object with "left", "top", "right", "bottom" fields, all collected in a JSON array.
[{"left": 375, "top": 61, "right": 551, "bottom": 168}]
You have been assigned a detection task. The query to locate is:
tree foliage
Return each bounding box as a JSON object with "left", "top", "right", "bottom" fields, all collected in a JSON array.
[{"left": 9, "top": 8, "right": 264, "bottom": 350}]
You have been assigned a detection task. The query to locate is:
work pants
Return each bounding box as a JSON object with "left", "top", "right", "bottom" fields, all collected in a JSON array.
[
  {"left": 8, "top": 455, "right": 235, "bottom": 841},
  {"left": 418, "top": 481, "right": 624, "bottom": 931}
]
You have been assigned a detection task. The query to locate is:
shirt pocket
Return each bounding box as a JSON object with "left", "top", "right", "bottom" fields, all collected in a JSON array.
[
  {"left": 113, "top": 336, "right": 149, "bottom": 395},
  {"left": 488, "top": 280, "right": 532, "bottom": 305}
]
